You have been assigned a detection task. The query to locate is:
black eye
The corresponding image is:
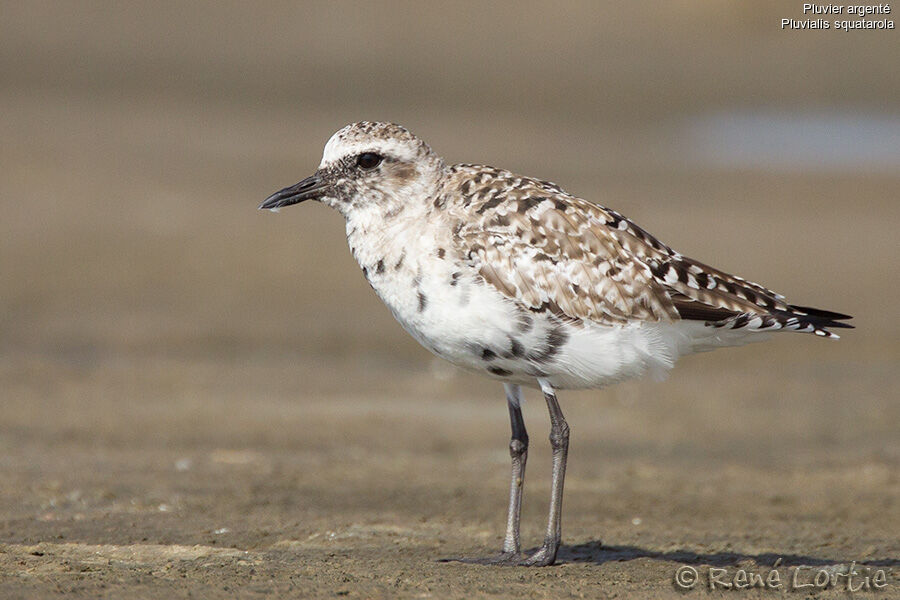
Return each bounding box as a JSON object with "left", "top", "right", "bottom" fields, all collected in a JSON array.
[{"left": 356, "top": 152, "right": 383, "bottom": 170}]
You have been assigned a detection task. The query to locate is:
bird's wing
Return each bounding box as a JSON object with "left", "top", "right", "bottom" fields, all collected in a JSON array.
[
  {"left": 449, "top": 169, "right": 851, "bottom": 336},
  {"left": 451, "top": 175, "right": 679, "bottom": 325}
]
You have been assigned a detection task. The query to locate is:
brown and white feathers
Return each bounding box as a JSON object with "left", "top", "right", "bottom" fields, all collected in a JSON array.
[{"left": 444, "top": 164, "right": 852, "bottom": 338}]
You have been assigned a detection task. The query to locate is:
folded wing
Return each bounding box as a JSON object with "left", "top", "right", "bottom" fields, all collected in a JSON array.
[{"left": 451, "top": 171, "right": 852, "bottom": 337}]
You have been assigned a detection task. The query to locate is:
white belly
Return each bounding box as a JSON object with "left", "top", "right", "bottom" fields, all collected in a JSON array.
[{"left": 364, "top": 254, "right": 700, "bottom": 390}]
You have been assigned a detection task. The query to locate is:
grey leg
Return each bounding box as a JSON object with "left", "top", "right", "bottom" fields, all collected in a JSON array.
[
  {"left": 448, "top": 384, "right": 529, "bottom": 565},
  {"left": 520, "top": 378, "right": 569, "bottom": 566},
  {"left": 444, "top": 380, "right": 568, "bottom": 567},
  {"left": 501, "top": 383, "right": 528, "bottom": 555}
]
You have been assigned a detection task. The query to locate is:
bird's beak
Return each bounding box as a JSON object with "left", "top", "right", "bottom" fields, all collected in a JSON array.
[{"left": 259, "top": 174, "right": 328, "bottom": 211}]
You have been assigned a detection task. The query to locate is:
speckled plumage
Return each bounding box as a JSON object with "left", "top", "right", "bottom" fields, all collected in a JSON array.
[
  {"left": 266, "top": 122, "right": 850, "bottom": 387},
  {"left": 261, "top": 121, "right": 852, "bottom": 566},
  {"left": 444, "top": 163, "right": 849, "bottom": 337}
]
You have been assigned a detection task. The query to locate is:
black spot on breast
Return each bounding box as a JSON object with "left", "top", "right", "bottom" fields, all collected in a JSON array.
[
  {"left": 481, "top": 348, "right": 497, "bottom": 361},
  {"left": 436, "top": 248, "right": 445, "bottom": 259},
  {"left": 450, "top": 272, "right": 461, "bottom": 286},
  {"left": 361, "top": 266, "right": 369, "bottom": 280},
  {"left": 487, "top": 366, "right": 513, "bottom": 377},
  {"left": 395, "top": 252, "right": 405, "bottom": 270},
  {"left": 509, "top": 338, "right": 525, "bottom": 358},
  {"left": 417, "top": 291, "right": 428, "bottom": 312},
  {"left": 375, "top": 259, "right": 385, "bottom": 275},
  {"left": 529, "top": 326, "right": 568, "bottom": 363}
]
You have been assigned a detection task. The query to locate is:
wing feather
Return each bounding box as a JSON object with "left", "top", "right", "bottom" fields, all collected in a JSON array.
[
  {"left": 453, "top": 185, "right": 678, "bottom": 325},
  {"left": 446, "top": 165, "right": 852, "bottom": 337}
]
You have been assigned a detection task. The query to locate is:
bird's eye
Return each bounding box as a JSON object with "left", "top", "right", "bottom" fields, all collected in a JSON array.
[{"left": 356, "top": 152, "right": 383, "bottom": 170}]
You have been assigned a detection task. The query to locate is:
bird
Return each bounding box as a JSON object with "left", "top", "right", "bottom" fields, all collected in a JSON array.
[{"left": 260, "top": 121, "right": 852, "bottom": 566}]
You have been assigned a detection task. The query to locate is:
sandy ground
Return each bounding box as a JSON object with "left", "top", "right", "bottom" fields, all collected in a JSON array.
[{"left": 1, "top": 3, "right": 898, "bottom": 598}]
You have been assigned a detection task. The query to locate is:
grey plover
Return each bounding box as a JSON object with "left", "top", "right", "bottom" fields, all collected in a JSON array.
[{"left": 260, "top": 121, "right": 852, "bottom": 566}]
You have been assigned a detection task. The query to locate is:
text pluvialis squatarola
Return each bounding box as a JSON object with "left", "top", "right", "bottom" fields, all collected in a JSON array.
[{"left": 260, "top": 122, "right": 852, "bottom": 566}]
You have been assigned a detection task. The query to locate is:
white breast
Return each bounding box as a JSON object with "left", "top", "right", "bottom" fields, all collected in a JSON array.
[{"left": 346, "top": 212, "right": 519, "bottom": 362}]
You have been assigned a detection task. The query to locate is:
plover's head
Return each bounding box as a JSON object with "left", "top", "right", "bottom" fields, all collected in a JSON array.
[{"left": 260, "top": 122, "right": 444, "bottom": 217}]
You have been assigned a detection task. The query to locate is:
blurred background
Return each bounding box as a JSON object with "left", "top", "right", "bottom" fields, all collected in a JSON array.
[{"left": 1, "top": 2, "right": 897, "bottom": 597}]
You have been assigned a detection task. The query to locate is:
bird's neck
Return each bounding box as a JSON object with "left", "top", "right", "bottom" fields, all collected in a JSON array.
[{"left": 343, "top": 196, "right": 443, "bottom": 280}]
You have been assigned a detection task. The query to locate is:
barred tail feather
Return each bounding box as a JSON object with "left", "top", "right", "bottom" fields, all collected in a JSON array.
[{"left": 711, "top": 305, "right": 854, "bottom": 339}]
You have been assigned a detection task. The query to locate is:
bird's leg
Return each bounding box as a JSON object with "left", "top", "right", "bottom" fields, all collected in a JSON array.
[
  {"left": 447, "top": 384, "right": 529, "bottom": 565},
  {"left": 501, "top": 383, "right": 528, "bottom": 555},
  {"left": 520, "top": 379, "right": 569, "bottom": 566}
]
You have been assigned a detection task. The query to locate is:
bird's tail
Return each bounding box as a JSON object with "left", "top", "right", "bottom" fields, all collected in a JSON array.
[{"left": 712, "top": 304, "right": 854, "bottom": 339}]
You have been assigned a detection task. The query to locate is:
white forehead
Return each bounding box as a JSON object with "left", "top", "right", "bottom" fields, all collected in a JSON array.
[{"left": 319, "top": 124, "right": 423, "bottom": 168}]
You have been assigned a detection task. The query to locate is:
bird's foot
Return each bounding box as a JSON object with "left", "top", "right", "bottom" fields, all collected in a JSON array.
[
  {"left": 441, "top": 541, "right": 559, "bottom": 567},
  {"left": 517, "top": 543, "right": 557, "bottom": 567}
]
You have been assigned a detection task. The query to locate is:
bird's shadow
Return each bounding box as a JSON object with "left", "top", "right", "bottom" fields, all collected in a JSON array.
[{"left": 555, "top": 541, "right": 899, "bottom": 568}]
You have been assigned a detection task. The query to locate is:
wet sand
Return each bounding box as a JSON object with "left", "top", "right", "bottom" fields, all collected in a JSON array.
[{"left": 1, "top": 3, "right": 897, "bottom": 598}]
